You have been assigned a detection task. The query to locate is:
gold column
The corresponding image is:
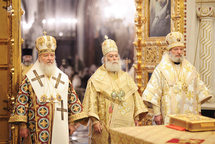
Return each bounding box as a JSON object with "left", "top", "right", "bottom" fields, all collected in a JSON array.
[
  {"left": 10, "top": 0, "right": 24, "bottom": 143},
  {"left": 0, "top": 0, "right": 23, "bottom": 143}
]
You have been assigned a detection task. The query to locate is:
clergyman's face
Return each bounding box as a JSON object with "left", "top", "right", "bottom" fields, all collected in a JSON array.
[
  {"left": 169, "top": 46, "right": 184, "bottom": 63},
  {"left": 38, "top": 52, "right": 56, "bottom": 77},
  {"left": 23, "top": 55, "right": 32, "bottom": 62},
  {"left": 39, "top": 53, "right": 55, "bottom": 66},
  {"left": 23, "top": 55, "right": 32, "bottom": 66},
  {"left": 105, "top": 51, "right": 119, "bottom": 63},
  {"left": 104, "top": 51, "right": 121, "bottom": 72}
]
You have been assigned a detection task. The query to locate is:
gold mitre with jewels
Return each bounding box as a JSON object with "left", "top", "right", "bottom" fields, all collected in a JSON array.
[
  {"left": 166, "top": 32, "right": 184, "bottom": 50},
  {"left": 102, "top": 35, "right": 118, "bottom": 56},
  {"left": 35, "top": 31, "right": 57, "bottom": 55}
]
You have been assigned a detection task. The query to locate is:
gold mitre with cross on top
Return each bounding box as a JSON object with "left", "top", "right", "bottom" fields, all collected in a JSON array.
[
  {"left": 102, "top": 35, "right": 118, "bottom": 56},
  {"left": 35, "top": 31, "right": 57, "bottom": 55}
]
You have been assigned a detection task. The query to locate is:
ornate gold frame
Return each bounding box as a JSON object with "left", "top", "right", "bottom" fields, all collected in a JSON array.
[{"left": 134, "top": 0, "right": 187, "bottom": 95}]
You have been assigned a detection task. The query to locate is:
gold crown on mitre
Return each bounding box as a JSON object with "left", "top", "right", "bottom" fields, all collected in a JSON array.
[
  {"left": 102, "top": 35, "right": 118, "bottom": 56},
  {"left": 35, "top": 31, "right": 57, "bottom": 55},
  {"left": 166, "top": 32, "right": 184, "bottom": 50}
]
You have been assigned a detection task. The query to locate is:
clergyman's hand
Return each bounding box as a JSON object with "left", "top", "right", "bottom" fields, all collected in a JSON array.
[
  {"left": 93, "top": 122, "right": 102, "bottom": 133},
  {"left": 69, "top": 125, "right": 76, "bottom": 135},
  {"left": 134, "top": 120, "right": 139, "bottom": 126},
  {"left": 154, "top": 115, "right": 163, "bottom": 125},
  {"left": 19, "top": 128, "right": 29, "bottom": 138}
]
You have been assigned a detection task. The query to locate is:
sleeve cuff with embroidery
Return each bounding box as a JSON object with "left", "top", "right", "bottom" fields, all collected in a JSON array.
[
  {"left": 91, "top": 117, "right": 99, "bottom": 125},
  {"left": 153, "top": 105, "right": 161, "bottom": 116}
]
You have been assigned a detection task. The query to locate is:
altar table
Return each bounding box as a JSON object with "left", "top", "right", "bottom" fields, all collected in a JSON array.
[{"left": 110, "top": 125, "right": 215, "bottom": 144}]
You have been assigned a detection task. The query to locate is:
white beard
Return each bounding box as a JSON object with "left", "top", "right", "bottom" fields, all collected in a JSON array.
[
  {"left": 39, "top": 60, "right": 56, "bottom": 77},
  {"left": 169, "top": 51, "right": 184, "bottom": 63},
  {"left": 105, "top": 57, "right": 121, "bottom": 72}
]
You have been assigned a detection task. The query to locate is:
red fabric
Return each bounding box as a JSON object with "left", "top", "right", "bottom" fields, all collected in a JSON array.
[
  {"left": 166, "top": 124, "right": 186, "bottom": 131},
  {"left": 166, "top": 138, "right": 180, "bottom": 143},
  {"left": 166, "top": 138, "right": 205, "bottom": 143},
  {"left": 109, "top": 105, "right": 113, "bottom": 113}
]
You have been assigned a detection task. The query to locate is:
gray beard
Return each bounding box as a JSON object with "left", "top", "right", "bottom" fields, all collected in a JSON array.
[
  {"left": 23, "top": 61, "right": 32, "bottom": 66},
  {"left": 39, "top": 60, "right": 56, "bottom": 77},
  {"left": 105, "top": 57, "right": 121, "bottom": 72},
  {"left": 169, "top": 51, "right": 184, "bottom": 63}
]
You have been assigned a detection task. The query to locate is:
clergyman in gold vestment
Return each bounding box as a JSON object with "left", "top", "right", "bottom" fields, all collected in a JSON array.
[
  {"left": 82, "top": 35, "right": 148, "bottom": 144},
  {"left": 142, "top": 32, "right": 212, "bottom": 125}
]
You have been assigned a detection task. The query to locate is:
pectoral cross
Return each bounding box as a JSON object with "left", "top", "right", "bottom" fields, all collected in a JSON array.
[
  {"left": 31, "top": 70, "right": 45, "bottom": 87},
  {"left": 52, "top": 73, "right": 65, "bottom": 88},
  {"left": 123, "top": 58, "right": 131, "bottom": 72},
  {"left": 57, "top": 100, "right": 67, "bottom": 120}
]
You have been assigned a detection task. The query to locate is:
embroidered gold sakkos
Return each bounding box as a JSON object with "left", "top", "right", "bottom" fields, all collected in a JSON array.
[
  {"left": 142, "top": 53, "right": 212, "bottom": 124},
  {"left": 83, "top": 65, "right": 148, "bottom": 143}
]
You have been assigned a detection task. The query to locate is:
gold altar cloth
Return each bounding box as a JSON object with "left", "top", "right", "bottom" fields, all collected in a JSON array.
[{"left": 110, "top": 125, "right": 215, "bottom": 144}]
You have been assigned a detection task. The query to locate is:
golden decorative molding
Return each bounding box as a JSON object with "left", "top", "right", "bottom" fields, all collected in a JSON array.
[
  {"left": 134, "top": 0, "right": 187, "bottom": 94},
  {"left": 134, "top": 0, "right": 144, "bottom": 94},
  {"left": 197, "top": 6, "right": 214, "bottom": 17},
  {"left": 0, "top": 0, "right": 22, "bottom": 143},
  {"left": 10, "top": 0, "right": 23, "bottom": 143}
]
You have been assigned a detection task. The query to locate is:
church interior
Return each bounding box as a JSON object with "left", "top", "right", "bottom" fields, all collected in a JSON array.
[{"left": 0, "top": 0, "right": 215, "bottom": 143}]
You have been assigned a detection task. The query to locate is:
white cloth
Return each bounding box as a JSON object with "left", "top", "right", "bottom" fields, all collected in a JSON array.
[{"left": 26, "top": 60, "right": 69, "bottom": 144}]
